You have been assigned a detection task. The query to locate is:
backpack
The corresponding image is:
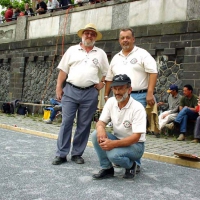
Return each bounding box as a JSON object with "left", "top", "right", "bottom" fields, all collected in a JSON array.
[
  {"left": 2, "top": 102, "right": 14, "bottom": 114},
  {"left": 17, "top": 105, "right": 27, "bottom": 115}
]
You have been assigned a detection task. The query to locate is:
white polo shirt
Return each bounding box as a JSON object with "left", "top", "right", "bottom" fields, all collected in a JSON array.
[
  {"left": 106, "top": 46, "right": 157, "bottom": 91},
  {"left": 57, "top": 44, "right": 109, "bottom": 87},
  {"left": 100, "top": 96, "right": 146, "bottom": 142}
]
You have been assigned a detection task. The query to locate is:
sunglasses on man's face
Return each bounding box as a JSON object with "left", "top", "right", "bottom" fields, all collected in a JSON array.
[{"left": 83, "top": 31, "right": 97, "bottom": 37}]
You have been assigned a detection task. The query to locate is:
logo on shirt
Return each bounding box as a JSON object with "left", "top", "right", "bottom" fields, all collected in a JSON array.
[
  {"left": 92, "top": 58, "right": 99, "bottom": 65},
  {"left": 123, "top": 120, "right": 132, "bottom": 128},
  {"left": 130, "top": 58, "right": 137, "bottom": 64}
]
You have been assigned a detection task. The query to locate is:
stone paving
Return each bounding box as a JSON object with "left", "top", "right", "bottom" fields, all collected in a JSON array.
[{"left": 0, "top": 113, "right": 200, "bottom": 158}]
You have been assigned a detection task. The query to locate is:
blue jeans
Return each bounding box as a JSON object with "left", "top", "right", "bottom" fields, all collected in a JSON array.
[
  {"left": 49, "top": 99, "right": 62, "bottom": 121},
  {"left": 50, "top": 98, "right": 61, "bottom": 106},
  {"left": 174, "top": 107, "right": 199, "bottom": 133},
  {"left": 130, "top": 92, "right": 147, "bottom": 166},
  {"left": 130, "top": 92, "right": 147, "bottom": 108},
  {"left": 91, "top": 131, "right": 145, "bottom": 169}
]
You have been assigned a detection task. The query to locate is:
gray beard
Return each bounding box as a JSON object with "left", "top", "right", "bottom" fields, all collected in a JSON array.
[
  {"left": 82, "top": 39, "right": 95, "bottom": 47},
  {"left": 114, "top": 91, "right": 129, "bottom": 103}
]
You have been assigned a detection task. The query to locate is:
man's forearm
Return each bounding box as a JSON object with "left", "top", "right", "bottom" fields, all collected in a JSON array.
[
  {"left": 104, "top": 81, "right": 112, "bottom": 97},
  {"left": 57, "top": 70, "right": 67, "bottom": 88},
  {"left": 148, "top": 73, "right": 157, "bottom": 93}
]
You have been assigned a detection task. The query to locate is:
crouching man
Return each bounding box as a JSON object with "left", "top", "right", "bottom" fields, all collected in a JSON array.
[{"left": 91, "top": 74, "right": 146, "bottom": 179}]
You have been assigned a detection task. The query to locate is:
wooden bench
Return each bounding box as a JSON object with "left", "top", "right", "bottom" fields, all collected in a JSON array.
[{"left": 19, "top": 102, "right": 52, "bottom": 115}]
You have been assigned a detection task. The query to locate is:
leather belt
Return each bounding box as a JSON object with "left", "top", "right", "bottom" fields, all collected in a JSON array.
[
  {"left": 131, "top": 89, "right": 147, "bottom": 93},
  {"left": 68, "top": 82, "right": 94, "bottom": 90}
]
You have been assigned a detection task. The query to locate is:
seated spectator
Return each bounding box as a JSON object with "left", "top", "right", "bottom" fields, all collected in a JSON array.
[
  {"left": 191, "top": 97, "right": 200, "bottom": 143},
  {"left": 157, "top": 84, "right": 182, "bottom": 132},
  {"left": 74, "top": 0, "right": 89, "bottom": 6},
  {"left": 47, "top": 0, "right": 59, "bottom": 11},
  {"left": 165, "top": 84, "right": 198, "bottom": 141},
  {"left": 60, "top": 0, "right": 71, "bottom": 9},
  {"left": 36, "top": 0, "right": 47, "bottom": 15},
  {"left": 4, "top": 5, "right": 13, "bottom": 22},
  {"left": 12, "top": 8, "right": 21, "bottom": 21},
  {"left": 89, "top": 0, "right": 100, "bottom": 4},
  {"left": 24, "top": 3, "right": 35, "bottom": 16},
  {"left": 44, "top": 98, "right": 62, "bottom": 124}
]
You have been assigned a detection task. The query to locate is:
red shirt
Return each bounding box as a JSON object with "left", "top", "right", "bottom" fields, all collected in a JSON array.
[{"left": 5, "top": 8, "right": 13, "bottom": 22}]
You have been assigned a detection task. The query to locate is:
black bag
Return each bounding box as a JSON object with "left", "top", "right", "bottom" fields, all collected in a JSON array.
[
  {"left": 17, "top": 105, "right": 27, "bottom": 115},
  {"left": 2, "top": 102, "right": 14, "bottom": 114}
]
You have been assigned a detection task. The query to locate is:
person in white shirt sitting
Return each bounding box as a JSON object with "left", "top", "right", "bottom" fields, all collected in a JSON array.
[{"left": 47, "top": 0, "right": 59, "bottom": 11}]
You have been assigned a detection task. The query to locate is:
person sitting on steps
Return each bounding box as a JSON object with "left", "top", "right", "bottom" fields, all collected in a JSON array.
[
  {"left": 165, "top": 84, "right": 198, "bottom": 141},
  {"left": 191, "top": 96, "right": 200, "bottom": 143},
  {"left": 157, "top": 84, "right": 182, "bottom": 134},
  {"left": 44, "top": 98, "right": 62, "bottom": 124}
]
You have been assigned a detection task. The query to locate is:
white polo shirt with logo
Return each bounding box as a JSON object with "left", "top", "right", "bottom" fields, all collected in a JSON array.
[
  {"left": 106, "top": 46, "right": 157, "bottom": 91},
  {"left": 100, "top": 96, "right": 146, "bottom": 142},
  {"left": 57, "top": 44, "right": 109, "bottom": 88}
]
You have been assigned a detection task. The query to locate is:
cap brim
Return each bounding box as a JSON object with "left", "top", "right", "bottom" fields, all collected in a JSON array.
[
  {"left": 77, "top": 29, "right": 102, "bottom": 41},
  {"left": 167, "top": 89, "right": 172, "bottom": 93},
  {"left": 110, "top": 82, "right": 129, "bottom": 87}
]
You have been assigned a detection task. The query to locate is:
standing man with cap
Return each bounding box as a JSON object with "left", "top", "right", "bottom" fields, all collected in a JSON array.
[
  {"left": 91, "top": 74, "right": 146, "bottom": 179},
  {"left": 52, "top": 23, "right": 109, "bottom": 165},
  {"left": 104, "top": 28, "right": 157, "bottom": 171},
  {"left": 157, "top": 84, "right": 182, "bottom": 131}
]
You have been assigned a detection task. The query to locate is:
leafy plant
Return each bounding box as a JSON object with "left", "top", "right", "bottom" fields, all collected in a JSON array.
[{"left": 0, "top": 0, "right": 31, "bottom": 11}]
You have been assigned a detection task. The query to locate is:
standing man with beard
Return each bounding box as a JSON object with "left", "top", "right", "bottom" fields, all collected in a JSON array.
[
  {"left": 104, "top": 28, "right": 157, "bottom": 173},
  {"left": 52, "top": 23, "right": 109, "bottom": 165}
]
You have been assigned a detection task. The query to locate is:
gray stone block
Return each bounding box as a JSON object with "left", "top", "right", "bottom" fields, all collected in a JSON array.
[
  {"left": 151, "top": 42, "right": 169, "bottom": 50},
  {"left": 182, "top": 63, "right": 200, "bottom": 71},
  {"left": 161, "top": 35, "right": 180, "bottom": 42},
  {"left": 187, "top": 0, "right": 200, "bottom": 20},
  {"left": 15, "top": 16, "right": 28, "bottom": 41},
  {"left": 162, "top": 22, "right": 188, "bottom": 35},
  {"left": 163, "top": 48, "right": 176, "bottom": 55},
  {"left": 183, "top": 56, "right": 196, "bottom": 63},
  {"left": 183, "top": 71, "right": 200, "bottom": 79},
  {"left": 112, "top": 3, "right": 129, "bottom": 30},
  {"left": 185, "top": 47, "right": 200, "bottom": 55},
  {"left": 188, "top": 20, "right": 200, "bottom": 32},
  {"left": 170, "top": 41, "right": 191, "bottom": 48}
]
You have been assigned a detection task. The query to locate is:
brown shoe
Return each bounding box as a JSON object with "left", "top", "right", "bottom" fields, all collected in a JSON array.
[
  {"left": 165, "top": 122, "right": 174, "bottom": 130},
  {"left": 191, "top": 139, "right": 200, "bottom": 143},
  {"left": 177, "top": 134, "right": 185, "bottom": 141}
]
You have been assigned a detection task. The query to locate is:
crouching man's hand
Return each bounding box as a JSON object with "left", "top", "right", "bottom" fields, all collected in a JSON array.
[{"left": 99, "top": 138, "right": 115, "bottom": 151}]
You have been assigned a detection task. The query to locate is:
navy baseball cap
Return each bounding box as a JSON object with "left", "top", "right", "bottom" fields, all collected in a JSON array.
[
  {"left": 167, "top": 84, "right": 178, "bottom": 93},
  {"left": 110, "top": 74, "right": 131, "bottom": 87}
]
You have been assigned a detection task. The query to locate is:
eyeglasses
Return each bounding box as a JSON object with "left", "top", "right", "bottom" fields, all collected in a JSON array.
[{"left": 83, "top": 31, "right": 97, "bottom": 37}]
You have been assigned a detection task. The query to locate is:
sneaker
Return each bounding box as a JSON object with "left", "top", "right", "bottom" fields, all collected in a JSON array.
[
  {"left": 92, "top": 167, "right": 114, "bottom": 179},
  {"left": 71, "top": 155, "right": 84, "bottom": 164},
  {"left": 165, "top": 122, "right": 174, "bottom": 130},
  {"left": 191, "top": 139, "right": 200, "bottom": 143},
  {"left": 44, "top": 119, "right": 52, "bottom": 124},
  {"left": 106, "top": 122, "right": 113, "bottom": 128},
  {"left": 177, "top": 133, "right": 185, "bottom": 141},
  {"left": 54, "top": 105, "right": 62, "bottom": 111},
  {"left": 52, "top": 156, "right": 67, "bottom": 165},
  {"left": 123, "top": 162, "right": 137, "bottom": 179}
]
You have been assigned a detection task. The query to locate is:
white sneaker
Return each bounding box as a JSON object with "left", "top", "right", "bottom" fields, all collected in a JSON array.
[
  {"left": 44, "top": 119, "right": 52, "bottom": 124},
  {"left": 106, "top": 122, "right": 113, "bottom": 128}
]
